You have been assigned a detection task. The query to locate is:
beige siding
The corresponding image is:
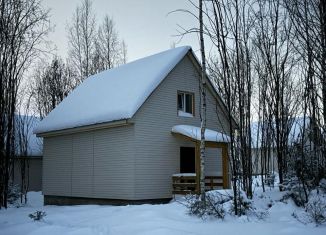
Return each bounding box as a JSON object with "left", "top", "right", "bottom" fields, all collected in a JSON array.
[
  {"left": 132, "top": 54, "right": 230, "bottom": 199},
  {"left": 43, "top": 125, "right": 135, "bottom": 200},
  {"left": 93, "top": 127, "right": 135, "bottom": 199},
  {"left": 205, "top": 148, "right": 222, "bottom": 176},
  {"left": 72, "top": 132, "right": 93, "bottom": 197},
  {"left": 43, "top": 135, "right": 72, "bottom": 196},
  {"left": 12, "top": 157, "right": 42, "bottom": 191},
  {"left": 251, "top": 148, "right": 278, "bottom": 174}
]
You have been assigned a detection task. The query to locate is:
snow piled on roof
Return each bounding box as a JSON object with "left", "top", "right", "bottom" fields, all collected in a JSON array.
[
  {"left": 251, "top": 117, "right": 310, "bottom": 148},
  {"left": 34, "top": 46, "right": 191, "bottom": 134},
  {"left": 15, "top": 115, "right": 42, "bottom": 156},
  {"left": 172, "top": 125, "right": 230, "bottom": 143}
]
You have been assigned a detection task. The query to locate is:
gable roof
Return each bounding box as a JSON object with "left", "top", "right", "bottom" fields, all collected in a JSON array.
[{"left": 34, "top": 46, "right": 191, "bottom": 134}]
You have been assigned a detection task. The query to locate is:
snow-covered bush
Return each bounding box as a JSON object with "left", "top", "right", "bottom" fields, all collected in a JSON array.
[
  {"left": 281, "top": 168, "right": 313, "bottom": 207},
  {"left": 282, "top": 178, "right": 307, "bottom": 206},
  {"left": 229, "top": 191, "right": 253, "bottom": 216},
  {"left": 185, "top": 190, "right": 261, "bottom": 219},
  {"left": 7, "top": 183, "right": 21, "bottom": 205},
  {"left": 264, "top": 173, "right": 276, "bottom": 187},
  {"left": 29, "top": 211, "right": 46, "bottom": 221},
  {"left": 305, "top": 194, "right": 326, "bottom": 225},
  {"left": 319, "top": 178, "right": 326, "bottom": 193},
  {"left": 292, "top": 189, "right": 326, "bottom": 226},
  {"left": 185, "top": 192, "right": 232, "bottom": 219}
]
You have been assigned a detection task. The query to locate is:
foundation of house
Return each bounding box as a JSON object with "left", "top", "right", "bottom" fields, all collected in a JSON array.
[{"left": 44, "top": 195, "right": 172, "bottom": 206}]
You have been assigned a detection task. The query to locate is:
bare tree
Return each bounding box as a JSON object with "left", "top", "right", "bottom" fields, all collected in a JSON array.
[
  {"left": 285, "top": 0, "right": 326, "bottom": 187},
  {"left": 30, "top": 57, "right": 73, "bottom": 119},
  {"left": 15, "top": 96, "right": 36, "bottom": 204},
  {"left": 0, "top": 0, "right": 50, "bottom": 208},
  {"left": 203, "top": 0, "right": 255, "bottom": 213},
  {"left": 121, "top": 40, "right": 128, "bottom": 65},
  {"left": 96, "top": 15, "right": 125, "bottom": 71},
  {"left": 68, "top": 0, "right": 127, "bottom": 81},
  {"left": 67, "top": 0, "right": 96, "bottom": 82}
]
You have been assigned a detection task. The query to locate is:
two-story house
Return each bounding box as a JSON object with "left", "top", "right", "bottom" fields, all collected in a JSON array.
[{"left": 34, "top": 46, "right": 232, "bottom": 205}]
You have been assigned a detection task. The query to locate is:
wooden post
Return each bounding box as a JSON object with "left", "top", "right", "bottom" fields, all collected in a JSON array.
[{"left": 222, "top": 143, "right": 229, "bottom": 189}]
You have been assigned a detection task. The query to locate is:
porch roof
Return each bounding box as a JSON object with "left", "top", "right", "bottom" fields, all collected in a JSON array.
[{"left": 171, "top": 125, "right": 230, "bottom": 143}]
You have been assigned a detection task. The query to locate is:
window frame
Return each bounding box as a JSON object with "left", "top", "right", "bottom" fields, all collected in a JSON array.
[{"left": 177, "top": 91, "right": 195, "bottom": 117}]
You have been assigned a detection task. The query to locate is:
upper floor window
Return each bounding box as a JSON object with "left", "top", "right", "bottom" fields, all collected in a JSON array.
[{"left": 178, "top": 91, "right": 194, "bottom": 117}]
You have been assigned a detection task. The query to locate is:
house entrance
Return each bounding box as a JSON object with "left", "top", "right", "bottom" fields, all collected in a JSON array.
[{"left": 180, "top": 147, "right": 195, "bottom": 173}]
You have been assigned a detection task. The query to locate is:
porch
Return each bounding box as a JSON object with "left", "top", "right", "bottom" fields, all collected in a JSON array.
[{"left": 171, "top": 125, "right": 230, "bottom": 195}]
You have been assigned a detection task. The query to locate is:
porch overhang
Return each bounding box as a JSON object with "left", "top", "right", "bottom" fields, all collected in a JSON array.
[
  {"left": 171, "top": 125, "right": 230, "bottom": 144},
  {"left": 171, "top": 125, "right": 230, "bottom": 192}
]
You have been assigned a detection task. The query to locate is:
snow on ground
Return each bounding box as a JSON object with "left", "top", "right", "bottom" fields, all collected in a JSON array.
[{"left": 0, "top": 188, "right": 325, "bottom": 235}]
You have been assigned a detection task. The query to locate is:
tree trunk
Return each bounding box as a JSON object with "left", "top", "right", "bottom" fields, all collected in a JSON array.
[{"left": 199, "top": 0, "right": 207, "bottom": 202}]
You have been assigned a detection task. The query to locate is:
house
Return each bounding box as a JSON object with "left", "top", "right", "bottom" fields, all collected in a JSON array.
[
  {"left": 12, "top": 115, "right": 43, "bottom": 192},
  {"left": 251, "top": 117, "right": 312, "bottom": 174},
  {"left": 34, "top": 46, "right": 232, "bottom": 205}
]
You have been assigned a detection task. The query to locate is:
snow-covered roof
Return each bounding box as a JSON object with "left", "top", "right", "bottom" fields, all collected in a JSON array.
[
  {"left": 34, "top": 46, "right": 192, "bottom": 134},
  {"left": 15, "top": 115, "right": 42, "bottom": 156},
  {"left": 251, "top": 117, "right": 311, "bottom": 148},
  {"left": 172, "top": 125, "right": 230, "bottom": 143}
]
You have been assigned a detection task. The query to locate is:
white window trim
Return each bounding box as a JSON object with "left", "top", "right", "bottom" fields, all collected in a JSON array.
[{"left": 177, "top": 91, "right": 194, "bottom": 117}]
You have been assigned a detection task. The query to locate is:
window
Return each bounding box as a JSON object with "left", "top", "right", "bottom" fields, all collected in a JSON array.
[{"left": 177, "top": 91, "right": 194, "bottom": 117}]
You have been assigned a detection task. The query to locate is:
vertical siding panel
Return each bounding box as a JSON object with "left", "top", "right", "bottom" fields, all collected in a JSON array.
[
  {"left": 43, "top": 135, "right": 72, "bottom": 196},
  {"left": 93, "top": 125, "right": 134, "bottom": 200},
  {"left": 205, "top": 148, "right": 222, "bottom": 176},
  {"left": 43, "top": 125, "right": 134, "bottom": 200},
  {"left": 71, "top": 132, "right": 94, "bottom": 197}
]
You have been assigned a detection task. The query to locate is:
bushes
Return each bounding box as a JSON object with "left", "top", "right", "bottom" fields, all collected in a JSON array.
[
  {"left": 290, "top": 179, "right": 326, "bottom": 225},
  {"left": 29, "top": 211, "right": 46, "bottom": 221},
  {"left": 7, "top": 183, "right": 21, "bottom": 205},
  {"left": 185, "top": 192, "right": 230, "bottom": 219},
  {"left": 185, "top": 190, "right": 257, "bottom": 219},
  {"left": 305, "top": 194, "right": 326, "bottom": 225}
]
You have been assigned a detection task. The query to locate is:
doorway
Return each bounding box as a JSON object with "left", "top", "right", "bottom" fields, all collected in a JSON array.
[{"left": 180, "top": 147, "right": 195, "bottom": 173}]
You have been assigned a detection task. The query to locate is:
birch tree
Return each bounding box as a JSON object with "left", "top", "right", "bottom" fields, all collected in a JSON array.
[{"left": 199, "top": 0, "right": 207, "bottom": 202}]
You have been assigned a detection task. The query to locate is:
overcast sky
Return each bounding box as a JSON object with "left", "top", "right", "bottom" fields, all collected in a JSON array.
[{"left": 43, "top": 0, "right": 200, "bottom": 62}]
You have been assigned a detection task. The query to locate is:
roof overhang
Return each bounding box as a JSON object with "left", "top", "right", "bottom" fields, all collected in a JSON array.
[
  {"left": 171, "top": 125, "right": 230, "bottom": 144},
  {"left": 37, "top": 119, "right": 131, "bottom": 138}
]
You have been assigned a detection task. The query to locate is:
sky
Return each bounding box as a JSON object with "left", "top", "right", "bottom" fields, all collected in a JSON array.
[{"left": 42, "top": 0, "right": 201, "bottom": 62}]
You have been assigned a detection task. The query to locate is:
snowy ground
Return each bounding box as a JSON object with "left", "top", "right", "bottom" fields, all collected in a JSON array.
[{"left": 0, "top": 187, "right": 325, "bottom": 235}]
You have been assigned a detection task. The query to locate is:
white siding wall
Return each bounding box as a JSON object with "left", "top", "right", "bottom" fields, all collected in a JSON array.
[
  {"left": 72, "top": 132, "right": 93, "bottom": 197},
  {"left": 43, "top": 135, "right": 72, "bottom": 196},
  {"left": 43, "top": 125, "right": 135, "bottom": 200},
  {"left": 93, "top": 127, "right": 135, "bottom": 199},
  {"left": 13, "top": 157, "right": 42, "bottom": 191},
  {"left": 132, "top": 54, "right": 230, "bottom": 199}
]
